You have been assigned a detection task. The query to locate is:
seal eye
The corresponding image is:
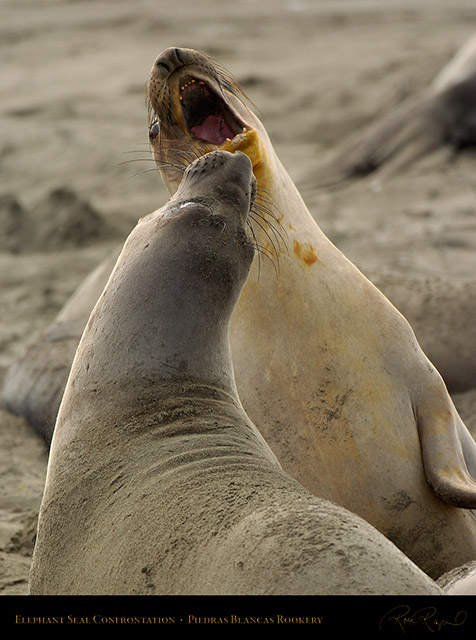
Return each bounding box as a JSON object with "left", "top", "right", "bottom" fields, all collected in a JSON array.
[{"left": 149, "top": 120, "right": 160, "bottom": 142}]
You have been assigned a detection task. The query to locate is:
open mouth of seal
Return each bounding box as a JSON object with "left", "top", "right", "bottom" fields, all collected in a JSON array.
[{"left": 179, "top": 78, "right": 243, "bottom": 146}]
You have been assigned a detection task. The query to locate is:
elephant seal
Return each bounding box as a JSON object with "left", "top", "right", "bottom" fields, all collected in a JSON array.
[
  {"left": 1, "top": 248, "right": 120, "bottom": 445},
  {"left": 7, "top": 48, "right": 476, "bottom": 580},
  {"left": 145, "top": 47, "right": 476, "bottom": 580},
  {"left": 29, "top": 150, "right": 442, "bottom": 596},
  {"left": 313, "top": 32, "right": 476, "bottom": 185},
  {"left": 5, "top": 41, "right": 474, "bottom": 438}
]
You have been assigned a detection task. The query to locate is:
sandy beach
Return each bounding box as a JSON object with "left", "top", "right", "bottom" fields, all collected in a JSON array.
[{"left": 1, "top": 0, "right": 476, "bottom": 599}]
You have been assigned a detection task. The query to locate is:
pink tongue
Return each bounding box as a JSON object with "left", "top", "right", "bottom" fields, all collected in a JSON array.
[{"left": 191, "top": 113, "right": 235, "bottom": 145}]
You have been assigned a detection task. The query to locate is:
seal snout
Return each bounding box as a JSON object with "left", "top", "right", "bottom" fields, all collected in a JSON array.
[
  {"left": 181, "top": 150, "right": 256, "bottom": 222},
  {"left": 152, "top": 47, "right": 187, "bottom": 77}
]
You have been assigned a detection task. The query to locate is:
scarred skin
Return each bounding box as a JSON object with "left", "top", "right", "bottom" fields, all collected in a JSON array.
[{"left": 29, "top": 151, "right": 442, "bottom": 595}]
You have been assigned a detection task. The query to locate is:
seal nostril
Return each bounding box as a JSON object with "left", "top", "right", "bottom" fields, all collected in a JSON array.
[
  {"left": 175, "top": 48, "right": 184, "bottom": 64},
  {"left": 156, "top": 61, "right": 170, "bottom": 72}
]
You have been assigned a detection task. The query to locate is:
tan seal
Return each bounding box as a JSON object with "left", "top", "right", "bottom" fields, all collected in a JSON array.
[
  {"left": 29, "top": 151, "right": 441, "bottom": 595},
  {"left": 144, "top": 47, "right": 476, "bottom": 580}
]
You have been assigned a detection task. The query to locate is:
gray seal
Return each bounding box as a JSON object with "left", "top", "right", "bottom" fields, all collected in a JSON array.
[
  {"left": 29, "top": 150, "right": 441, "bottom": 596},
  {"left": 314, "top": 33, "right": 476, "bottom": 184}
]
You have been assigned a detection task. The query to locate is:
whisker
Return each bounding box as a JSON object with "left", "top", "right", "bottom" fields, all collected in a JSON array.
[
  {"left": 249, "top": 214, "right": 281, "bottom": 264},
  {"left": 248, "top": 216, "right": 282, "bottom": 277},
  {"left": 125, "top": 162, "right": 185, "bottom": 181},
  {"left": 156, "top": 161, "right": 187, "bottom": 172},
  {"left": 256, "top": 243, "right": 279, "bottom": 274},
  {"left": 118, "top": 158, "right": 157, "bottom": 166},
  {"left": 251, "top": 204, "right": 289, "bottom": 257},
  {"left": 122, "top": 149, "right": 155, "bottom": 155},
  {"left": 246, "top": 218, "right": 262, "bottom": 279},
  {"left": 256, "top": 187, "right": 283, "bottom": 222},
  {"left": 162, "top": 146, "right": 201, "bottom": 166},
  {"left": 125, "top": 167, "right": 162, "bottom": 181},
  {"left": 246, "top": 219, "right": 280, "bottom": 279},
  {"left": 253, "top": 198, "right": 285, "bottom": 231}
]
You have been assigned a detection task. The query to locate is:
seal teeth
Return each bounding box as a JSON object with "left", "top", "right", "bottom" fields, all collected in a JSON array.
[{"left": 180, "top": 79, "right": 196, "bottom": 92}]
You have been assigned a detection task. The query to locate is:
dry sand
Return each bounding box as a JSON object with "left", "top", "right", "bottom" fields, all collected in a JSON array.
[{"left": 1, "top": 0, "right": 476, "bottom": 597}]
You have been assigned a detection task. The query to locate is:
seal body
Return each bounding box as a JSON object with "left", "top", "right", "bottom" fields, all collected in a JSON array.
[
  {"left": 1, "top": 250, "right": 120, "bottom": 445},
  {"left": 314, "top": 33, "right": 476, "bottom": 184},
  {"left": 144, "top": 48, "right": 476, "bottom": 580},
  {"left": 5, "top": 39, "right": 476, "bottom": 431},
  {"left": 29, "top": 151, "right": 441, "bottom": 596}
]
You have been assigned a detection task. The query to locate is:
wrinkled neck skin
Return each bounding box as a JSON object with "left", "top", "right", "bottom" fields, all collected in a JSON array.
[
  {"left": 54, "top": 200, "right": 248, "bottom": 441},
  {"left": 47, "top": 190, "right": 282, "bottom": 489}
]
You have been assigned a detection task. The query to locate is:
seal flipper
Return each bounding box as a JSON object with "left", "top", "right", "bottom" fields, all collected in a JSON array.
[
  {"left": 457, "top": 418, "right": 476, "bottom": 480},
  {"left": 417, "top": 404, "right": 476, "bottom": 509}
]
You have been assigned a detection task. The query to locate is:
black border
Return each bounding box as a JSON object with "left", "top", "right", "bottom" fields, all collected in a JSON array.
[{"left": 4, "top": 595, "right": 474, "bottom": 636}]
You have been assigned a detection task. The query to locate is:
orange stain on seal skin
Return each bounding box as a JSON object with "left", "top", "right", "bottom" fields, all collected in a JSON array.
[{"left": 293, "top": 239, "right": 318, "bottom": 266}]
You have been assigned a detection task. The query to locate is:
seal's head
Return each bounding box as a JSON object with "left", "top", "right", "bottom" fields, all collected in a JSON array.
[
  {"left": 147, "top": 47, "right": 271, "bottom": 195},
  {"left": 143, "top": 148, "right": 257, "bottom": 312},
  {"left": 65, "top": 149, "right": 257, "bottom": 409},
  {"left": 147, "top": 48, "right": 285, "bottom": 268}
]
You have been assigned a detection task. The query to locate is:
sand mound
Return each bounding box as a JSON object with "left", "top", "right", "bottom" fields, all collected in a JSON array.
[{"left": 0, "top": 187, "right": 118, "bottom": 254}]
